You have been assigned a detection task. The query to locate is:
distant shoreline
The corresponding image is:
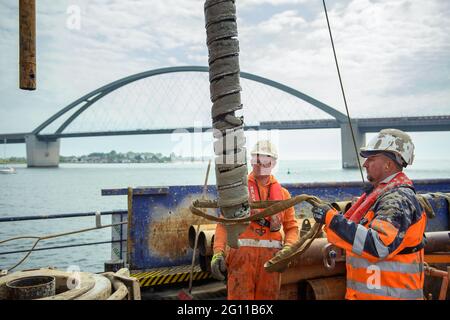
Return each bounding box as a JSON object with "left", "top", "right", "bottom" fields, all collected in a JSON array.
[
  {"left": 0, "top": 150, "right": 209, "bottom": 164},
  {"left": 1, "top": 159, "right": 211, "bottom": 165}
]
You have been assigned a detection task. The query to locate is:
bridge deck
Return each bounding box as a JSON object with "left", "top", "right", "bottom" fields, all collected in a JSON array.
[{"left": 1, "top": 115, "right": 450, "bottom": 143}]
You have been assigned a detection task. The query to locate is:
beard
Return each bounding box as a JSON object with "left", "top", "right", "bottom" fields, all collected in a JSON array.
[{"left": 255, "top": 166, "right": 272, "bottom": 177}]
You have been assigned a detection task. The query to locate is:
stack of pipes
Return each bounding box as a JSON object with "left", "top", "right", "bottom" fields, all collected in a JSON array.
[
  {"left": 188, "top": 224, "right": 216, "bottom": 273},
  {"left": 187, "top": 220, "right": 448, "bottom": 299},
  {"left": 280, "top": 228, "right": 449, "bottom": 300},
  {"left": 188, "top": 221, "right": 347, "bottom": 300},
  {"left": 279, "top": 236, "right": 347, "bottom": 300},
  {"left": 422, "top": 231, "right": 450, "bottom": 300}
]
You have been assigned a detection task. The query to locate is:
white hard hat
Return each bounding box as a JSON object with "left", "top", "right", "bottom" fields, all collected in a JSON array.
[
  {"left": 251, "top": 140, "right": 278, "bottom": 159},
  {"left": 360, "top": 129, "right": 414, "bottom": 167}
]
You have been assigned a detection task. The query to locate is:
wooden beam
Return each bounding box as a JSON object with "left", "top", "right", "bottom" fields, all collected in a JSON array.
[{"left": 19, "top": 0, "right": 36, "bottom": 90}]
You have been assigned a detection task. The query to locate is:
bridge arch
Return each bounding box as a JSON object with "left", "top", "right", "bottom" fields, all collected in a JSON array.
[{"left": 32, "top": 66, "right": 347, "bottom": 135}]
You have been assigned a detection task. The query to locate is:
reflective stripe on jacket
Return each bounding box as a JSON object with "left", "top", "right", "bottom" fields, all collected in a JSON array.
[{"left": 238, "top": 238, "right": 283, "bottom": 249}]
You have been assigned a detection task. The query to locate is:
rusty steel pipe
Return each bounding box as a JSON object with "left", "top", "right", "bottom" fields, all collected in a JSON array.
[
  {"left": 424, "top": 231, "right": 450, "bottom": 253},
  {"left": 6, "top": 276, "right": 55, "bottom": 300},
  {"left": 188, "top": 224, "right": 217, "bottom": 249},
  {"left": 19, "top": 0, "right": 36, "bottom": 90},
  {"left": 425, "top": 265, "right": 449, "bottom": 300},
  {"left": 278, "top": 283, "right": 299, "bottom": 300},
  {"left": 280, "top": 262, "right": 346, "bottom": 285},
  {"left": 304, "top": 276, "right": 346, "bottom": 300},
  {"left": 198, "top": 230, "right": 215, "bottom": 256},
  {"left": 199, "top": 253, "right": 212, "bottom": 273},
  {"left": 286, "top": 237, "right": 345, "bottom": 268},
  {"left": 284, "top": 231, "right": 447, "bottom": 269}
]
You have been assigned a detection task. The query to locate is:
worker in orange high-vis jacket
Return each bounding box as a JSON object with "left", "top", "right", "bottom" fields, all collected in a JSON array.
[
  {"left": 211, "top": 140, "right": 299, "bottom": 300},
  {"left": 311, "top": 129, "right": 426, "bottom": 300}
]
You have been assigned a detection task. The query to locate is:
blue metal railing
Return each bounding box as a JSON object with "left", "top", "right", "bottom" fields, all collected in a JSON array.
[
  {"left": 0, "top": 210, "right": 127, "bottom": 257},
  {"left": 0, "top": 240, "right": 124, "bottom": 255},
  {"left": 0, "top": 210, "right": 127, "bottom": 222}
]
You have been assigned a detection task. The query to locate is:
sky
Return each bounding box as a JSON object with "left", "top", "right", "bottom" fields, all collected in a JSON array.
[{"left": 0, "top": 0, "right": 449, "bottom": 160}]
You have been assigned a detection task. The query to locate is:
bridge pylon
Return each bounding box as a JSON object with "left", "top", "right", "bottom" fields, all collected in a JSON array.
[
  {"left": 25, "top": 135, "right": 60, "bottom": 167},
  {"left": 340, "top": 121, "right": 365, "bottom": 169}
]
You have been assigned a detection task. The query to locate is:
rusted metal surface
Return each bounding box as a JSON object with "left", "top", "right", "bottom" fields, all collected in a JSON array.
[
  {"left": 147, "top": 207, "right": 210, "bottom": 261},
  {"left": 199, "top": 254, "right": 212, "bottom": 273},
  {"left": 278, "top": 283, "right": 299, "bottom": 300},
  {"left": 6, "top": 276, "right": 55, "bottom": 300},
  {"left": 287, "top": 238, "right": 344, "bottom": 268},
  {"left": 425, "top": 231, "right": 450, "bottom": 253},
  {"left": 284, "top": 230, "right": 446, "bottom": 270},
  {"left": 198, "top": 230, "right": 215, "bottom": 256},
  {"left": 19, "top": 0, "right": 36, "bottom": 90},
  {"left": 188, "top": 224, "right": 216, "bottom": 249},
  {"left": 425, "top": 265, "right": 449, "bottom": 300},
  {"left": 304, "top": 276, "right": 346, "bottom": 300},
  {"left": 281, "top": 262, "right": 346, "bottom": 285}
]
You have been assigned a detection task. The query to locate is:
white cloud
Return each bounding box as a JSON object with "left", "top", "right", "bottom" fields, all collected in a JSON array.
[
  {"left": 240, "top": 0, "right": 309, "bottom": 8},
  {"left": 238, "top": 0, "right": 450, "bottom": 117},
  {"left": 257, "top": 10, "right": 306, "bottom": 33}
]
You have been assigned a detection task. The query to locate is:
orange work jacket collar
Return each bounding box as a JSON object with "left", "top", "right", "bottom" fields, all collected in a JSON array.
[{"left": 248, "top": 171, "right": 278, "bottom": 188}]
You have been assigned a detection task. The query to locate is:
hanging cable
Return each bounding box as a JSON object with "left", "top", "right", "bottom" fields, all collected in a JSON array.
[{"left": 323, "top": 0, "right": 365, "bottom": 184}]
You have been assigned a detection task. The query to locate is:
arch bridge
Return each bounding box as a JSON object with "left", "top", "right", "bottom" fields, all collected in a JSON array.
[{"left": 2, "top": 66, "right": 450, "bottom": 168}]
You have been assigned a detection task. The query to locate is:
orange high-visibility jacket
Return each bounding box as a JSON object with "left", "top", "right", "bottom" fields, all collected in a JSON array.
[
  {"left": 324, "top": 172, "right": 427, "bottom": 300},
  {"left": 214, "top": 173, "right": 299, "bottom": 254}
]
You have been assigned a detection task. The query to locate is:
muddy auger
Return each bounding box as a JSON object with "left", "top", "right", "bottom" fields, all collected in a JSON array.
[
  {"left": 200, "top": 0, "right": 249, "bottom": 248},
  {"left": 190, "top": 0, "right": 328, "bottom": 265}
]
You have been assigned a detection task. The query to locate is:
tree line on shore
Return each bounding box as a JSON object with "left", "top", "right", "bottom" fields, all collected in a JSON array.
[{"left": 1, "top": 150, "right": 206, "bottom": 164}]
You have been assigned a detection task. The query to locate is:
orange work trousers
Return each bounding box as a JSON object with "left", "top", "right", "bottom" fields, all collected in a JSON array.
[{"left": 226, "top": 246, "right": 281, "bottom": 300}]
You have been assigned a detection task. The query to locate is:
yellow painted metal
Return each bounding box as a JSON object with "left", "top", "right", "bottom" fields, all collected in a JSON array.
[{"left": 131, "top": 265, "right": 212, "bottom": 287}]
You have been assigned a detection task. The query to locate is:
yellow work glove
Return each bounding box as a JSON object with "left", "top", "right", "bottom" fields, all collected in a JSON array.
[
  {"left": 210, "top": 251, "right": 227, "bottom": 281},
  {"left": 271, "top": 244, "right": 294, "bottom": 273},
  {"left": 279, "top": 244, "right": 293, "bottom": 256}
]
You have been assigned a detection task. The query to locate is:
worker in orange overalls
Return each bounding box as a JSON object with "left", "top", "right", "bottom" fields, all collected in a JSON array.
[
  {"left": 210, "top": 140, "right": 299, "bottom": 300},
  {"left": 310, "top": 129, "right": 427, "bottom": 300}
]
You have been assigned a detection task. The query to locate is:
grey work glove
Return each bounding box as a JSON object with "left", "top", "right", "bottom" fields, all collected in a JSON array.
[
  {"left": 274, "top": 245, "right": 294, "bottom": 273},
  {"left": 311, "top": 202, "right": 335, "bottom": 224},
  {"left": 210, "top": 252, "right": 227, "bottom": 281}
]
